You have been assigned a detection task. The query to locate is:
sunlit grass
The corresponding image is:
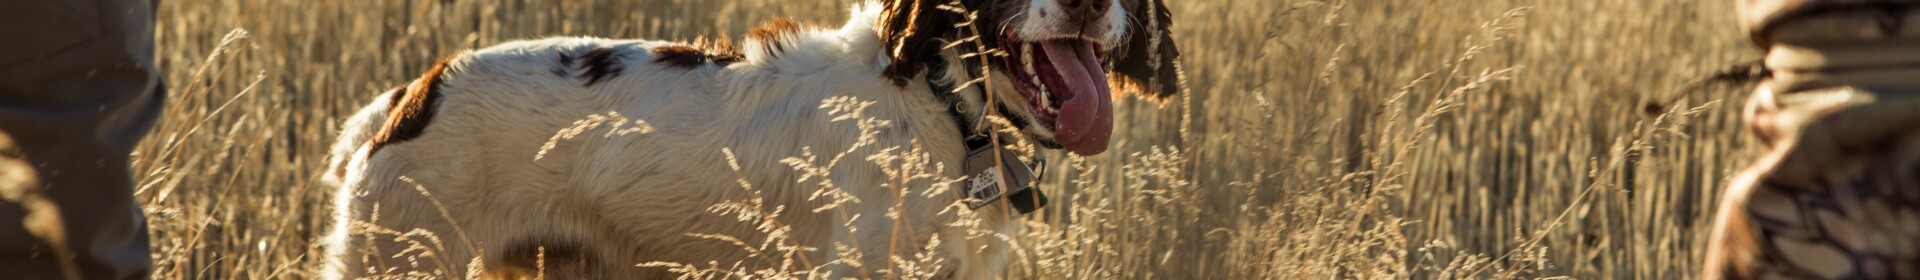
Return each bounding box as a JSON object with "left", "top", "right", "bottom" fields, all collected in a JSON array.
[{"left": 139, "top": 0, "right": 1755, "bottom": 278}]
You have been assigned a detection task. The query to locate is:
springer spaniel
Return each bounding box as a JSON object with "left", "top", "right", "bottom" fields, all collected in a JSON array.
[{"left": 322, "top": 0, "right": 1182, "bottom": 278}]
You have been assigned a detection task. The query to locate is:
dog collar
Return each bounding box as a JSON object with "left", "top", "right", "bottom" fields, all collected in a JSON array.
[
  {"left": 924, "top": 55, "right": 1048, "bottom": 215},
  {"left": 924, "top": 56, "right": 993, "bottom": 151}
]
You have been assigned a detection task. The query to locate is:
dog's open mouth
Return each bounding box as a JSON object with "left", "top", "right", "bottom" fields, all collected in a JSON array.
[{"left": 1004, "top": 38, "right": 1113, "bottom": 156}]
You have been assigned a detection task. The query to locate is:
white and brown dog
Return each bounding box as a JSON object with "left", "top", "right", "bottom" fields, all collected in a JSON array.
[{"left": 322, "top": 0, "right": 1181, "bottom": 278}]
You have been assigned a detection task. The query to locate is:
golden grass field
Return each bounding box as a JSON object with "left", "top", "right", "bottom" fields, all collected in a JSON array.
[{"left": 138, "top": 0, "right": 1760, "bottom": 278}]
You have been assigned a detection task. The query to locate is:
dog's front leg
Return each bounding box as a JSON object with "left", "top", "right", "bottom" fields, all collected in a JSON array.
[{"left": 824, "top": 207, "right": 901, "bottom": 278}]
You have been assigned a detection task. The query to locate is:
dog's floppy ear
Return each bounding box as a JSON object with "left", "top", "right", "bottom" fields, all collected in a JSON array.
[
  {"left": 877, "top": 0, "right": 959, "bottom": 86},
  {"left": 1108, "top": 0, "right": 1185, "bottom": 102}
]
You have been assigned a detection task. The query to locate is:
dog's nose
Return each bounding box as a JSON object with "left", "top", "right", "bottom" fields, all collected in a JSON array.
[{"left": 1059, "top": 0, "right": 1111, "bottom": 19}]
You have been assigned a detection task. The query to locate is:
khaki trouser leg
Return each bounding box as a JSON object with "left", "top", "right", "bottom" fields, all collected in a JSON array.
[{"left": 0, "top": 0, "right": 162, "bottom": 279}]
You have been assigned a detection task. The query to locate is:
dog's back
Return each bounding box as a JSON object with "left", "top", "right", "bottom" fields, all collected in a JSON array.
[
  {"left": 323, "top": 23, "right": 1002, "bottom": 278},
  {"left": 325, "top": 37, "right": 733, "bottom": 279}
]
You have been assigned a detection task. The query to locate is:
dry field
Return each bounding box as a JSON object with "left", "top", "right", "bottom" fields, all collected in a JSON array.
[{"left": 139, "top": 0, "right": 1757, "bottom": 278}]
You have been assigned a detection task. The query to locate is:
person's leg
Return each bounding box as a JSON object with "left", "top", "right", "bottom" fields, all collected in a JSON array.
[{"left": 0, "top": 0, "right": 162, "bottom": 279}]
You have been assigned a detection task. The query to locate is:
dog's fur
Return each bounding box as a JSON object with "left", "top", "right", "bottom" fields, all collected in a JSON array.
[{"left": 322, "top": 1, "right": 1181, "bottom": 278}]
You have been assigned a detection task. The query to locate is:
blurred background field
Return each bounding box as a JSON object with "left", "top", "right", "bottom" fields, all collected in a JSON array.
[{"left": 141, "top": 0, "right": 1756, "bottom": 278}]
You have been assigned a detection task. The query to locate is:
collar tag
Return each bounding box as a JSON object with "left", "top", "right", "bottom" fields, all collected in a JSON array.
[{"left": 961, "top": 146, "right": 1034, "bottom": 210}]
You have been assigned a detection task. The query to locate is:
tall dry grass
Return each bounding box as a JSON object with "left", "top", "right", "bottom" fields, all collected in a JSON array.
[{"left": 137, "top": 0, "right": 1756, "bottom": 278}]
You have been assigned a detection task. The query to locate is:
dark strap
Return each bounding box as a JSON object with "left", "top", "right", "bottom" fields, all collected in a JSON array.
[
  {"left": 924, "top": 56, "right": 1048, "bottom": 214},
  {"left": 924, "top": 56, "right": 993, "bottom": 150}
]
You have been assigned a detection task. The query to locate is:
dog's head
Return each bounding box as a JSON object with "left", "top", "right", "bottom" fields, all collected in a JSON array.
[{"left": 878, "top": 0, "right": 1184, "bottom": 156}]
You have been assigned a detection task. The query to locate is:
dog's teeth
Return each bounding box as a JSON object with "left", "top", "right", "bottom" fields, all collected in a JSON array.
[
  {"left": 1034, "top": 76, "right": 1048, "bottom": 93},
  {"left": 1033, "top": 76, "right": 1048, "bottom": 104},
  {"left": 1021, "top": 44, "right": 1037, "bottom": 74},
  {"left": 1038, "top": 85, "right": 1051, "bottom": 105},
  {"left": 1021, "top": 43, "right": 1057, "bottom": 114}
]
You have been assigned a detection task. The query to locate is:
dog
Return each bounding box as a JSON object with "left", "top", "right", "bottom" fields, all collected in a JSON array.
[{"left": 322, "top": 0, "right": 1182, "bottom": 278}]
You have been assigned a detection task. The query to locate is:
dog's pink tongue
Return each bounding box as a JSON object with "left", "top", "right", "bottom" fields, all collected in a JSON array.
[{"left": 1039, "top": 40, "right": 1113, "bottom": 156}]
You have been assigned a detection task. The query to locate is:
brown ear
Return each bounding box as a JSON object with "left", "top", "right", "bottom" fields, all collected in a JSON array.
[
  {"left": 1108, "top": 0, "right": 1186, "bottom": 102},
  {"left": 877, "top": 0, "right": 961, "bottom": 86}
]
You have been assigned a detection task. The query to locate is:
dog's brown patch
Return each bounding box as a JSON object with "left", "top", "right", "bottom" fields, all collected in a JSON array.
[
  {"left": 747, "top": 18, "right": 808, "bottom": 55},
  {"left": 876, "top": 0, "right": 963, "bottom": 86},
  {"left": 579, "top": 47, "right": 625, "bottom": 86},
  {"left": 368, "top": 58, "right": 454, "bottom": 155},
  {"left": 651, "top": 45, "right": 710, "bottom": 68},
  {"left": 709, "top": 51, "right": 743, "bottom": 65},
  {"left": 693, "top": 35, "right": 743, "bottom": 65}
]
